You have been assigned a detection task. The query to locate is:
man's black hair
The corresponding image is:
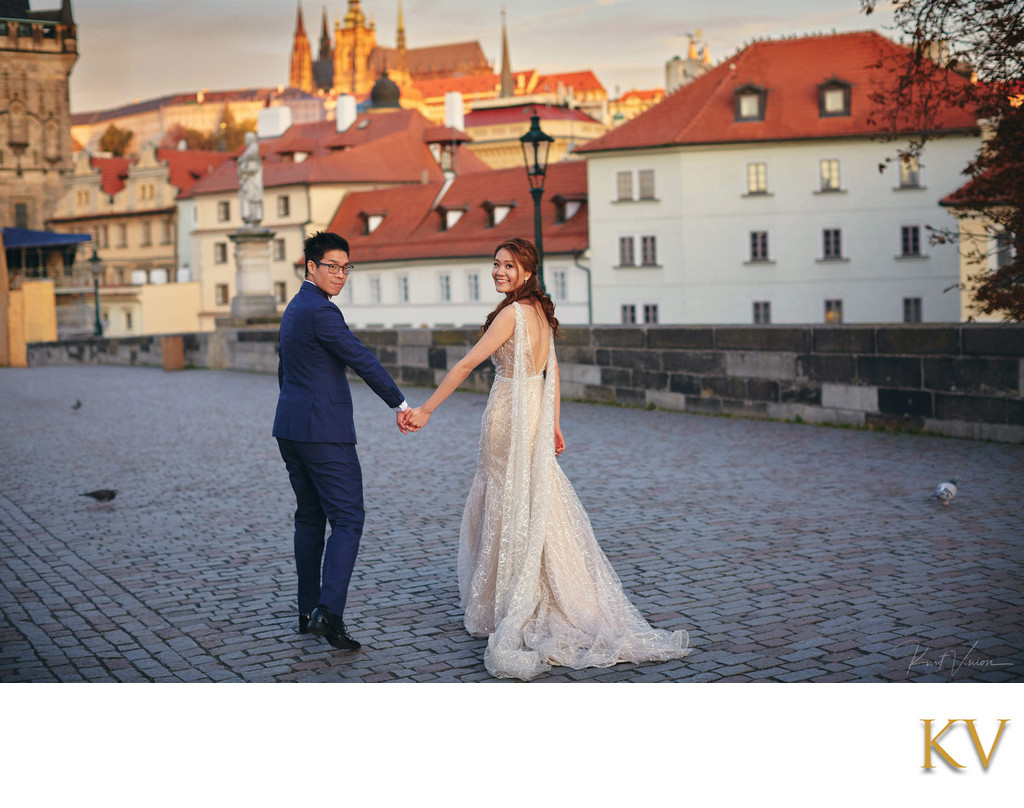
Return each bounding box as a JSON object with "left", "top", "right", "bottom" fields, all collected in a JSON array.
[{"left": 303, "top": 231, "right": 350, "bottom": 277}]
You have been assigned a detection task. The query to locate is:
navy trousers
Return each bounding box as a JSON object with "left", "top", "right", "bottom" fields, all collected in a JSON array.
[{"left": 277, "top": 438, "right": 365, "bottom": 618}]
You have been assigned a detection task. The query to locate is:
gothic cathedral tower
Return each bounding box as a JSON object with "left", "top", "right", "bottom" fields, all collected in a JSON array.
[
  {"left": 333, "top": 0, "right": 377, "bottom": 95},
  {"left": 288, "top": 2, "right": 313, "bottom": 93}
]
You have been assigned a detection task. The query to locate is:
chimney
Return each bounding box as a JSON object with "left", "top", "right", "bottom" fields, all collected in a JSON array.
[
  {"left": 258, "top": 105, "right": 293, "bottom": 138},
  {"left": 444, "top": 92, "right": 465, "bottom": 131},
  {"left": 336, "top": 94, "right": 357, "bottom": 132}
]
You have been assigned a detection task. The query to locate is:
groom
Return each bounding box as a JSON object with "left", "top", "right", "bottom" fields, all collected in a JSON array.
[{"left": 274, "top": 231, "right": 411, "bottom": 650}]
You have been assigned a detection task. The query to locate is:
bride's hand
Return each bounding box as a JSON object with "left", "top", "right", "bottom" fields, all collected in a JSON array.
[
  {"left": 554, "top": 427, "right": 565, "bottom": 456},
  {"left": 406, "top": 407, "right": 431, "bottom": 430}
]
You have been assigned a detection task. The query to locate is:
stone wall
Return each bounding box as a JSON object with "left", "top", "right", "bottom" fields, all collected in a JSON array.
[{"left": 26, "top": 322, "right": 1024, "bottom": 443}]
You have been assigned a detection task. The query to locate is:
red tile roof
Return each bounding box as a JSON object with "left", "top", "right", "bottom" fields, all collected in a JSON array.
[
  {"left": 181, "top": 109, "right": 489, "bottom": 198},
  {"left": 532, "top": 71, "right": 606, "bottom": 95},
  {"left": 465, "top": 103, "right": 599, "bottom": 128},
  {"left": 578, "top": 31, "right": 978, "bottom": 153},
  {"left": 90, "top": 156, "right": 133, "bottom": 195},
  {"left": 327, "top": 160, "right": 588, "bottom": 263},
  {"left": 156, "top": 149, "right": 233, "bottom": 195}
]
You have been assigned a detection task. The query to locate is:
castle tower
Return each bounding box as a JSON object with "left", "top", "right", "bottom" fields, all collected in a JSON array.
[
  {"left": 288, "top": 2, "right": 313, "bottom": 92},
  {"left": 333, "top": 0, "right": 377, "bottom": 95},
  {"left": 499, "top": 7, "right": 513, "bottom": 97},
  {"left": 0, "top": 0, "right": 79, "bottom": 229},
  {"left": 396, "top": 1, "right": 407, "bottom": 73}
]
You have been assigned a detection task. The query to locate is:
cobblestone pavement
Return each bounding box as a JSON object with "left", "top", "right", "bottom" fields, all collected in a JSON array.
[{"left": 1, "top": 365, "right": 1021, "bottom": 683}]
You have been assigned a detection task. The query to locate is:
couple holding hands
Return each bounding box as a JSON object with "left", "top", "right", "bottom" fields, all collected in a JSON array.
[{"left": 273, "top": 231, "right": 690, "bottom": 680}]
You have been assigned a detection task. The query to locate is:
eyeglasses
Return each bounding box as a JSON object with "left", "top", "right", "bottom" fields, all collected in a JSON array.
[{"left": 312, "top": 261, "right": 355, "bottom": 275}]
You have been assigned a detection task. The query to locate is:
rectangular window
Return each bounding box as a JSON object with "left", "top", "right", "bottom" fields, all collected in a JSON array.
[
  {"left": 117, "top": 223, "right": 128, "bottom": 248},
  {"left": 903, "top": 297, "right": 922, "bottom": 323},
  {"left": 638, "top": 169, "right": 655, "bottom": 200},
  {"left": 643, "top": 303, "right": 658, "bottom": 324},
  {"left": 822, "top": 228, "right": 842, "bottom": 259},
  {"left": 140, "top": 221, "right": 152, "bottom": 247},
  {"left": 618, "top": 236, "right": 635, "bottom": 266},
  {"left": 161, "top": 219, "right": 173, "bottom": 245},
  {"left": 397, "top": 275, "right": 409, "bottom": 303},
  {"left": 215, "top": 284, "right": 229, "bottom": 305},
  {"left": 621, "top": 304, "right": 636, "bottom": 324},
  {"left": 616, "top": 171, "right": 632, "bottom": 201},
  {"left": 467, "top": 273, "right": 479, "bottom": 302},
  {"left": 275, "top": 281, "right": 287, "bottom": 303},
  {"left": 640, "top": 235, "right": 657, "bottom": 266},
  {"left": 76, "top": 189, "right": 89, "bottom": 206},
  {"left": 750, "top": 231, "right": 769, "bottom": 261},
  {"left": 369, "top": 276, "right": 381, "bottom": 304},
  {"left": 753, "top": 301, "right": 771, "bottom": 325},
  {"left": 273, "top": 238, "right": 286, "bottom": 261},
  {"left": 214, "top": 242, "right": 228, "bottom": 264},
  {"left": 825, "top": 299, "right": 843, "bottom": 323},
  {"left": 901, "top": 225, "right": 921, "bottom": 256},
  {"left": 820, "top": 159, "right": 841, "bottom": 191},
  {"left": 737, "top": 92, "right": 763, "bottom": 121},
  {"left": 277, "top": 195, "right": 290, "bottom": 217},
  {"left": 747, "top": 162, "right": 767, "bottom": 194},
  {"left": 439, "top": 273, "right": 451, "bottom": 302},
  {"left": 551, "top": 269, "right": 567, "bottom": 301},
  {"left": 14, "top": 203, "right": 29, "bottom": 228},
  {"left": 995, "top": 230, "right": 1018, "bottom": 267},
  {"left": 217, "top": 200, "right": 230, "bottom": 222},
  {"left": 124, "top": 311, "right": 133, "bottom": 331},
  {"left": 899, "top": 155, "right": 920, "bottom": 188}
]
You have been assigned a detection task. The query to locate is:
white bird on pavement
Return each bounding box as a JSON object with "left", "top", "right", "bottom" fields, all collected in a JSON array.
[{"left": 931, "top": 477, "right": 960, "bottom": 506}]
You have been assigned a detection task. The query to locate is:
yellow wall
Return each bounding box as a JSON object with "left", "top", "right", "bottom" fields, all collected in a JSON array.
[
  {"left": 7, "top": 280, "right": 57, "bottom": 367},
  {"left": 138, "top": 281, "right": 201, "bottom": 334}
]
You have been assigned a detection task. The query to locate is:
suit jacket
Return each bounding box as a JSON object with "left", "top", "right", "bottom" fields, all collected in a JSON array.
[{"left": 273, "top": 282, "right": 403, "bottom": 444}]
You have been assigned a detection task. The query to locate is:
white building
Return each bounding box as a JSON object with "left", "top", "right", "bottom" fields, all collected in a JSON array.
[
  {"left": 578, "top": 31, "right": 982, "bottom": 325},
  {"left": 326, "top": 160, "right": 590, "bottom": 328}
]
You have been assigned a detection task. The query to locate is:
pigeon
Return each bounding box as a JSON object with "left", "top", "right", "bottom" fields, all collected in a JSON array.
[
  {"left": 81, "top": 489, "right": 117, "bottom": 503},
  {"left": 930, "top": 477, "right": 960, "bottom": 506},
  {"left": 72, "top": 399, "right": 82, "bottom": 410}
]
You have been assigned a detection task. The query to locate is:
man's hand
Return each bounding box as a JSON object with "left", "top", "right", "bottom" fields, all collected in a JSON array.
[{"left": 397, "top": 410, "right": 417, "bottom": 434}]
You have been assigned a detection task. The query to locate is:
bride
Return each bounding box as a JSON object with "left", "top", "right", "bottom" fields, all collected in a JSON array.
[{"left": 406, "top": 238, "right": 691, "bottom": 680}]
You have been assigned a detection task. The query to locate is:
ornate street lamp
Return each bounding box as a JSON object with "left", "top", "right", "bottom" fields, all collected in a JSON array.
[
  {"left": 88, "top": 248, "right": 103, "bottom": 337},
  {"left": 519, "top": 109, "right": 554, "bottom": 292}
]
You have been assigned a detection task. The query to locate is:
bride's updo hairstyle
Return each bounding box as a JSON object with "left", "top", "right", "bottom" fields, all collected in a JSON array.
[{"left": 483, "top": 237, "right": 560, "bottom": 337}]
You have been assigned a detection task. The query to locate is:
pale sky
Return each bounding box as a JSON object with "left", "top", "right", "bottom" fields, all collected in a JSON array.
[{"left": 66, "top": 0, "right": 898, "bottom": 113}]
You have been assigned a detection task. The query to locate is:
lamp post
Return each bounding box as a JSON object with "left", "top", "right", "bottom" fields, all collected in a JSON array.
[
  {"left": 519, "top": 109, "right": 554, "bottom": 292},
  {"left": 88, "top": 248, "right": 103, "bottom": 337}
]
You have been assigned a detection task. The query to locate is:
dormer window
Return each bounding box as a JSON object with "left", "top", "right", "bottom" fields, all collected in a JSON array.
[
  {"left": 359, "top": 211, "right": 385, "bottom": 235},
  {"left": 818, "top": 79, "right": 851, "bottom": 117},
  {"left": 482, "top": 201, "right": 515, "bottom": 228},
  {"left": 552, "top": 194, "right": 585, "bottom": 224},
  {"left": 438, "top": 205, "right": 468, "bottom": 232},
  {"left": 735, "top": 84, "right": 767, "bottom": 122}
]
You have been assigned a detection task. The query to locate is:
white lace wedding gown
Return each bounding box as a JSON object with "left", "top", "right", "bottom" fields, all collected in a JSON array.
[{"left": 458, "top": 302, "right": 692, "bottom": 680}]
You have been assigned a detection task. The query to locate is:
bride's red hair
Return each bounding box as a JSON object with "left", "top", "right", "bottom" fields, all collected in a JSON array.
[{"left": 482, "top": 238, "right": 560, "bottom": 336}]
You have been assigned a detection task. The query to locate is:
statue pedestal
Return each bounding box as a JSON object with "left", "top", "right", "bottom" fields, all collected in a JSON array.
[{"left": 229, "top": 228, "right": 277, "bottom": 318}]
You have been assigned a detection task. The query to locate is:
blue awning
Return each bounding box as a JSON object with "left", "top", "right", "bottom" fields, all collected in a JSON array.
[{"left": 1, "top": 227, "right": 92, "bottom": 249}]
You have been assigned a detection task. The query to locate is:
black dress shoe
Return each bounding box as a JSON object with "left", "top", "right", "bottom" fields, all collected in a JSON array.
[
  {"left": 308, "top": 605, "right": 361, "bottom": 650},
  {"left": 298, "top": 613, "right": 311, "bottom": 634}
]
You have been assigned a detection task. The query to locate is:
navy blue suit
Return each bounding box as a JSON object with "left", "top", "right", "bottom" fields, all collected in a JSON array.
[{"left": 274, "top": 281, "right": 404, "bottom": 618}]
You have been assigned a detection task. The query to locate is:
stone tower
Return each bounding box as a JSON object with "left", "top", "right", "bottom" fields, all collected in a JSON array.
[
  {"left": 333, "top": 0, "right": 377, "bottom": 95},
  {"left": 288, "top": 2, "right": 313, "bottom": 93},
  {"left": 0, "top": 0, "right": 78, "bottom": 229}
]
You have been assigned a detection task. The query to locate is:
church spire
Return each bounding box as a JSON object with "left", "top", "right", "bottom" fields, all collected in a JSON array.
[
  {"left": 319, "top": 6, "right": 331, "bottom": 61},
  {"left": 396, "top": 1, "right": 406, "bottom": 52},
  {"left": 289, "top": 1, "right": 313, "bottom": 92},
  {"left": 499, "top": 6, "right": 513, "bottom": 98}
]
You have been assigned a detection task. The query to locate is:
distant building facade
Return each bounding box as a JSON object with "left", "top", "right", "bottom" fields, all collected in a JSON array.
[
  {"left": 0, "top": 0, "right": 78, "bottom": 229},
  {"left": 577, "top": 32, "right": 982, "bottom": 325}
]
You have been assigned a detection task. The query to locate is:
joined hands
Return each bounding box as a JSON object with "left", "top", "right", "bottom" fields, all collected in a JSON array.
[{"left": 396, "top": 407, "right": 429, "bottom": 433}]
